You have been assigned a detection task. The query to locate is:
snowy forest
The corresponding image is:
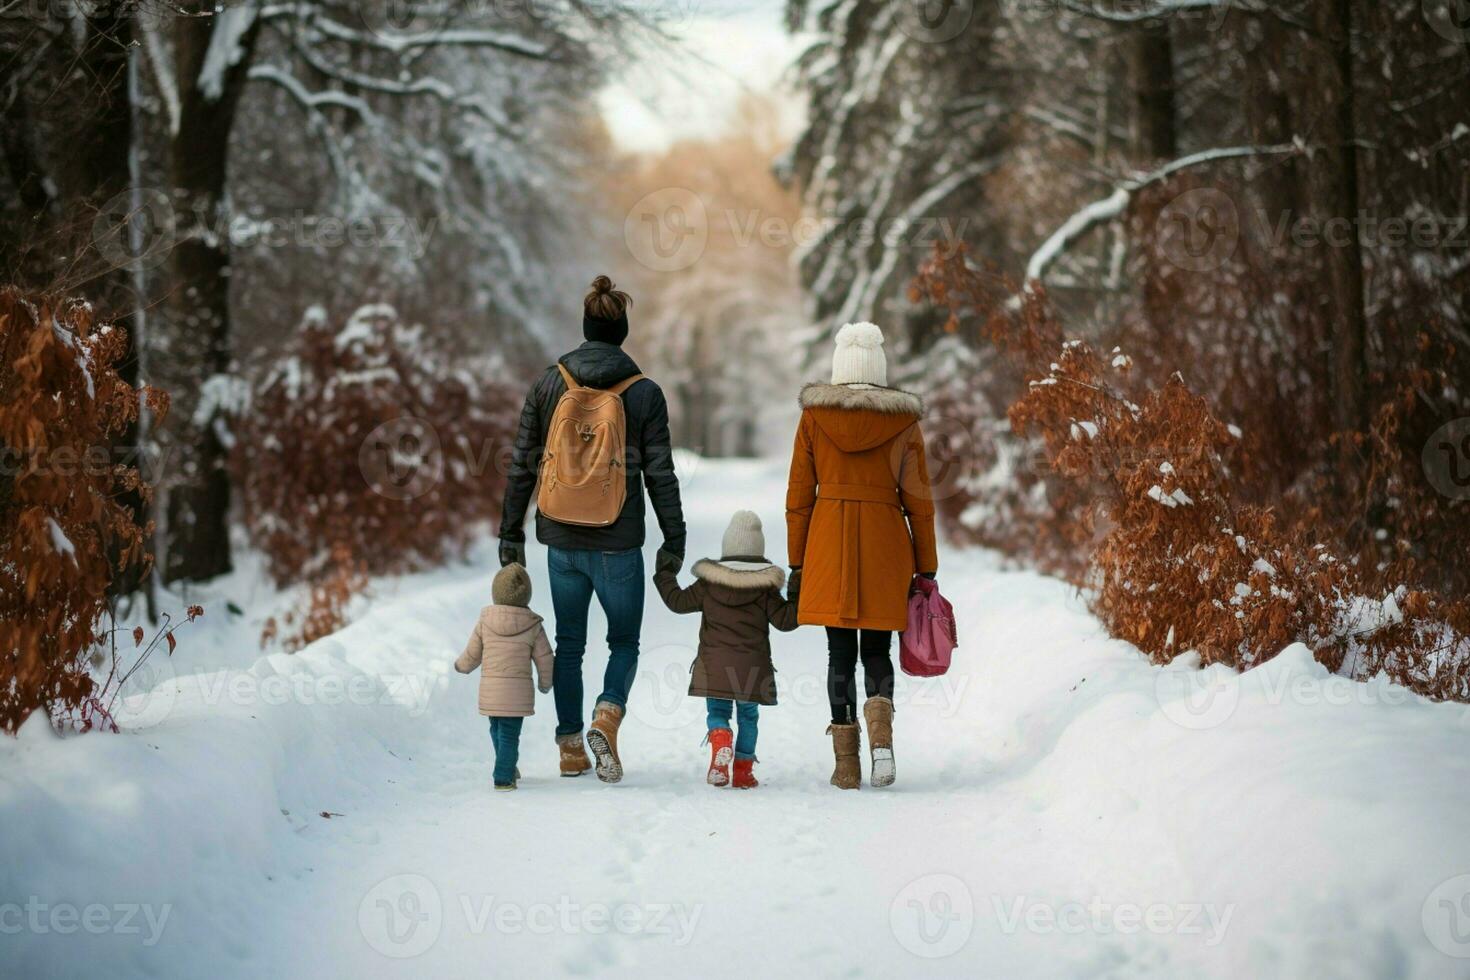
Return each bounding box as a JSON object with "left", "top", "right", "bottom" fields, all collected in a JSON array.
[{"left": 4, "top": 0, "right": 1470, "bottom": 977}]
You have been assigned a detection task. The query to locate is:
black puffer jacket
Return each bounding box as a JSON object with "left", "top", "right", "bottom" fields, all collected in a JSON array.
[{"left": 499, "top": 342, "right": 687, "bottom": 557}]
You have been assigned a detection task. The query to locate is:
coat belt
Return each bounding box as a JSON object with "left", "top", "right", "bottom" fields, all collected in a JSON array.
[{"left": 817, "top": 483, "right": 901, "bottom": 507}]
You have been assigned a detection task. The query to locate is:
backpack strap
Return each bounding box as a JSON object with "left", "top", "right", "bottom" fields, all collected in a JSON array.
[
  {"left": 555, "top": 363, "right": 581, "bottom": 390},
  {"left": 607, "top": 373, "right": 646, "bottom": 396},
  {"left": 555, "top": 364, "right": 645, "bottom": 396}
]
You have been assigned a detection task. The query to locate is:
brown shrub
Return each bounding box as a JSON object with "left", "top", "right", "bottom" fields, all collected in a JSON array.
[
  {"left": 0, "top": 289, "right": 169, "bottom": 732},
  {"left": 237, "top": 305, "right": 518, "bottom": 650},
  {"left": 912, "top": 245, "right": 1470, "bottom": 700}
]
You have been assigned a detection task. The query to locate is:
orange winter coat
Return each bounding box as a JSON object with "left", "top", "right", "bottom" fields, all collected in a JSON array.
[{"left": 786, "top": 383, "right": 939, "bottom": 631}]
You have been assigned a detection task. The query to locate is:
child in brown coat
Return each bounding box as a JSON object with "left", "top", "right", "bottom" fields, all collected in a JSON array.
[
  {"left": 654, "top": 511, "right": 800, "bottom": 789},
  {"left": 455, "top": 563, "right": 553, "bottom": 791}
]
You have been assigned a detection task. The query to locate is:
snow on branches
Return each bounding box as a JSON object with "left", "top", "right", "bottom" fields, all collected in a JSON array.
[{"left": 237, "top": 304, "right": 518, "bottom": 651}]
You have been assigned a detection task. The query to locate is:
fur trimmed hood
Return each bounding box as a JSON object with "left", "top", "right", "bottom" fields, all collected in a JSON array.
[
  {"left": 691, "top": 558, "right": 786, "bottom": 591},
  {"left": 799, "top": 382, "right": 924, "bottom": 417}
]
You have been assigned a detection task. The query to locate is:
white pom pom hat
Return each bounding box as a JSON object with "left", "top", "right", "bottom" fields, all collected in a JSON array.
[
  {"left": 831, "top": 321, "right": 888, "bottom": 387},
  {"left": 721, "top": 510, "right": 766, "bottom": 559}
]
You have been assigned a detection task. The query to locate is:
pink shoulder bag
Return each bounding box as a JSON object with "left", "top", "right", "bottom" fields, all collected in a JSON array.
[{"left": 899, "top": 577, "right": 957, "bottom": 677}]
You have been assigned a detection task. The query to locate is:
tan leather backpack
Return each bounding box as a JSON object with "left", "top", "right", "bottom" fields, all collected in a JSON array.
[{"left": 536, "top": 364, "right": 645, "bottom": 527}]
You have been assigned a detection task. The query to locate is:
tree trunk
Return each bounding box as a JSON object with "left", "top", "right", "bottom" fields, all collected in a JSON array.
[
  {"left": 1308, "top": 0, "right": 1368, "bottom": 444},
  {"left": 80, "top": 12, "right": 154, "bottom": 597},
  {"left": 1131, "top": 19, "right": 1177, "bottom": 349},
  {"left": 1131, "top": 22, "right": 1176, "bottom": 161},
  {"left": 162, "top": 11, "right": 262, "bottom": 583}
]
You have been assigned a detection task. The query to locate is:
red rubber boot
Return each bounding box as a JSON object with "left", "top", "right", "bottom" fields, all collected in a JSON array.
[
  {"left": 706, "top": 728, "right": 734, "bottom": 787},
  {"left": 732, "top": 758, "right": 758, "bottom": 789}
]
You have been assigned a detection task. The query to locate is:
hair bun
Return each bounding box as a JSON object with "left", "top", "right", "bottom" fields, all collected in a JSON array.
[
  {"left": 590, "top": 275, "right": 615, "bottom": 295},
  {"left": 835, "top": 321, "right": 884, "bottom": 351}
]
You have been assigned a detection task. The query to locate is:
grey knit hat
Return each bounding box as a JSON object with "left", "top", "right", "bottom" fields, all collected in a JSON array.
[
  {"left": 492, "top": 563, "right": 533, "bottom": 607},
  {"left": 721, "top": 510, "right": 766, "bottom": 559}
]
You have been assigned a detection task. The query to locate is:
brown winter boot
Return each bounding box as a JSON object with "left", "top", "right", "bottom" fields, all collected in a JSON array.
[
  {"left": 557, "top": 732, "right": 591, "bottom": 778},
  {"left": 827, "top": 723, "right": 862, "bottom": 790},
  {"left": 586, "top": 700, "right": 624, "bottom": 784},
  {"left": 863, "top": 697, "right": 895, "bottom": 788}
]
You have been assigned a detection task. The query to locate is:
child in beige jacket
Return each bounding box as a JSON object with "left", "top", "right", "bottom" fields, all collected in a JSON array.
[{"left": 455, "top": 564, "right": 554, "bottom": 790}]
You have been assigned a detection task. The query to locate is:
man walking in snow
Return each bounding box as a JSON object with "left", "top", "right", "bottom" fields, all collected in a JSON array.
[{"left": 498, "top": 275, "right": 686, "bottom": 783}]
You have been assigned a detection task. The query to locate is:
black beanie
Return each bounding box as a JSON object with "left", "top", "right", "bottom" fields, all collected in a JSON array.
[{"left": 583, "top": 310, "right": 629, "bottom": 346}]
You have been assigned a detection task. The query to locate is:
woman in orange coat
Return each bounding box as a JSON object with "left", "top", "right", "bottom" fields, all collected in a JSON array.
[{"left": 786, "top": 321, "right": 938, "bottom": 790}]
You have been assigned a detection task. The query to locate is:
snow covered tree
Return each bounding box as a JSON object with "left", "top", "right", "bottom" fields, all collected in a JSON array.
[
  {"left": 3, "top": 1, "right": 655, "bottom": 589},
  {"left": 784, "top": 0, "right": 1015, "bottom": 369}
]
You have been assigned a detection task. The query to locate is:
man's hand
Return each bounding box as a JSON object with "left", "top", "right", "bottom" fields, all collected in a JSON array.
[
  {"left": 500, "top": 541, "right": 526, "bottom": 568},
  {"left": 655, "top": 548, "right": 682, "bottom": 576}
]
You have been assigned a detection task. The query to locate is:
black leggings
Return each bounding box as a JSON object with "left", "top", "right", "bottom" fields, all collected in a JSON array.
[{"left": 826, "top": 628, "right": 895, "bottom": 725}]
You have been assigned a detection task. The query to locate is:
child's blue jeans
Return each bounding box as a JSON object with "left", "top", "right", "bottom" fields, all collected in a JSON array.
[
  {"left": 488, "top": 716, "right": 524, "bottom": 786},
  {"left": 706, "top": 698, "right": 759, "bottom": 760}
]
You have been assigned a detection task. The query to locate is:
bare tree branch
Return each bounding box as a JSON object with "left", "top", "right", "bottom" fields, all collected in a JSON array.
[
  {"left": 258, "top": 4, "right": 554, "bottom": 61},
  {"left": 1026, "top": 143, "right": 1301, "bottom": 285}
]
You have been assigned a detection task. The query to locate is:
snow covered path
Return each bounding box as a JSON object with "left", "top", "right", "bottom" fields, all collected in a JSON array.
[{"left": 6, "top": 458, "right": 1470, "bottom": 979}]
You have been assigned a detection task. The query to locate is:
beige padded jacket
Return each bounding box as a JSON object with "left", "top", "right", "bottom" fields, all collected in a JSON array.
[{"left": 454, "top": 605, "right": 554, "bottom": 717}]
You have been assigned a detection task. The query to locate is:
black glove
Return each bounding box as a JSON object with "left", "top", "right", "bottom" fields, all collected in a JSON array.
[
  {"left": 655, "top": 548, "right": 682, "bottom": 576},
  {"left": 787, "top": 567, "right": 802, "bottom": 604},
  {"left": 499, "top": 541, "right": 526, "bottom": 568},
  {"left": 919, "top": 572, "right": 937, "bottom": 582}
]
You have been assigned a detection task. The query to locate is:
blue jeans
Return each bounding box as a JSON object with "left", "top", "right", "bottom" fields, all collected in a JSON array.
[
  {"left": 706, "top": 698, "right": 759, "bottom": 760},
  {"left": 488, "top": 716, "right": 524, "bottom": 786},
  {"left": 548, "top": 547, "right": 645, "bottom": 738}
]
